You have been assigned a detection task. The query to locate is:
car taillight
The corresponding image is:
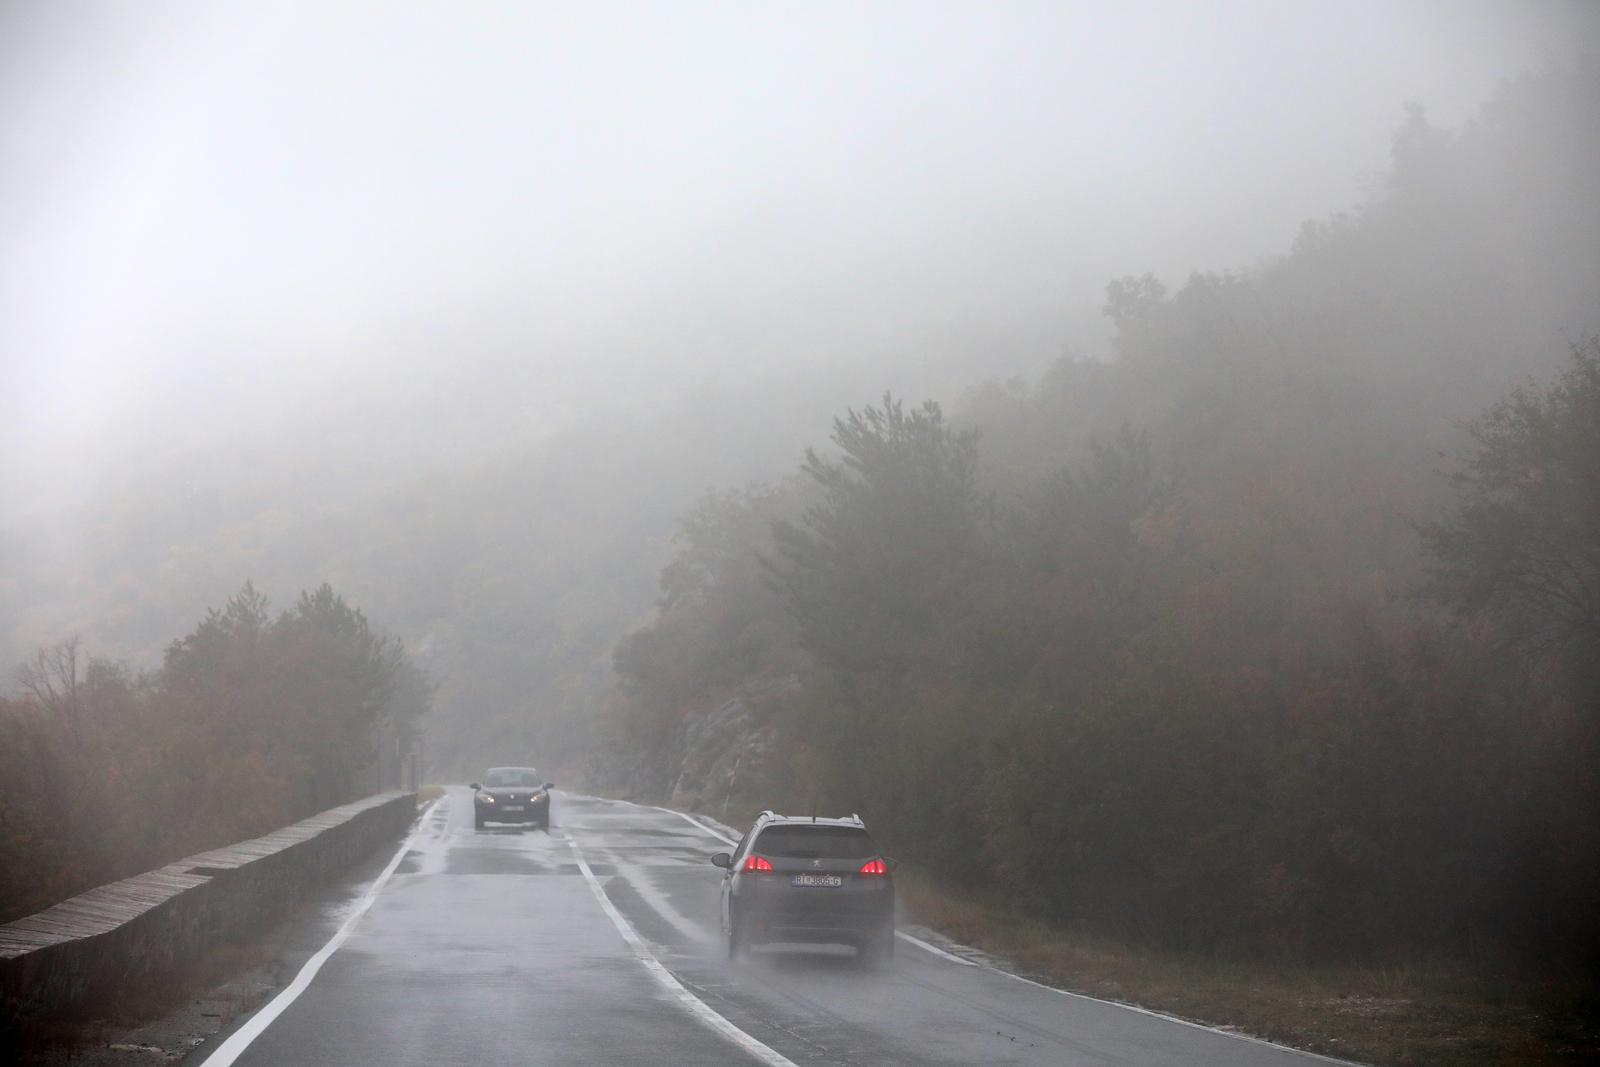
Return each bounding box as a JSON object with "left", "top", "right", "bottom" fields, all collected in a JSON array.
[
  {"left": 742, "top": 855, "right": 774, "bottom": 873},
  {"left": 859, "top": 858, "right": 888, "bottom": 876}
]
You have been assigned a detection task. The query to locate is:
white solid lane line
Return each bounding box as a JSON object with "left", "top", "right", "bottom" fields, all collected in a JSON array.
[
  {"left": 562, "top": 831, "right": 798, "bottom": 1067},
  {"left": 197, "top": 799, "right": 441, "bottom": 1067},
  {"left": 661, "top": 806, "right": 739, "bottom": 844},
  {"left": 892, "top": 929, "right": 977, "bottom": 966},
  {"left": 990, "top": 968, "right": 1361, "bottom": 1066}
]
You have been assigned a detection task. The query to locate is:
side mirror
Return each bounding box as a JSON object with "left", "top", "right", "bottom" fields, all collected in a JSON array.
[
  {"left": 886, "top": 857, "right": 900, "bottom": 872},
  {"left": 543, "top": 782, "right": 555, "bottom": 791},
  {"left": 469, "top": 783, "right": 480, "bottom": 791},
  {"left": 710, "top": 852, "right": 732, "bottom": 869}
]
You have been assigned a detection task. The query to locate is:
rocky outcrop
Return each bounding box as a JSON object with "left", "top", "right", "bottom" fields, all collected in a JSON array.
[
  {"left": 597, "top": 677, "right": 796, "bottom": 823},
  {"left": 666, "top": 697, "right": 777, "bottom": 818}
]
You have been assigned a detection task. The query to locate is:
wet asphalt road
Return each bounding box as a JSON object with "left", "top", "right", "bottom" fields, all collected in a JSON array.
[{"left": 200, "top": 789, "right": 1347, "bottom": 1066}]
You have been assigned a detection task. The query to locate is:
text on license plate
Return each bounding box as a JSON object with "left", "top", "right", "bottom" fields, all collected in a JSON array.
[
  {"left": 792, "top": 873, "right": 843, "bottom": 887},
  {"left": 501, "top": 805, "right": 525, "bottom": 812}
]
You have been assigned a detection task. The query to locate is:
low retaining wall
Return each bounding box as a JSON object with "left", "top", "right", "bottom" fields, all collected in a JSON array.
[{"left": 0, "top": 791, "right": 415, "bottom": 1032}]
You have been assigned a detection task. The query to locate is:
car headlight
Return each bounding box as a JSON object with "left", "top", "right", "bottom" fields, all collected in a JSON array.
[{"left": 478, "top": 793, "right": 495, "bottom": 803}]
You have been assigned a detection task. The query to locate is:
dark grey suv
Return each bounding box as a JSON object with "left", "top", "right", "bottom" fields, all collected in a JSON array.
[{"left": 712, "top": 811, "right": 895, "bottom": 965}]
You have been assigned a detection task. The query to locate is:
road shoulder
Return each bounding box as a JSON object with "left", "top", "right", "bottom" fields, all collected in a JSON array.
[{"left": 13, "top": 828, "right": 412, "bottom": 1066}]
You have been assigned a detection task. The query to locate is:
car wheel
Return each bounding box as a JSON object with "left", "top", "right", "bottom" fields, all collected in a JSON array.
[
  {"left": 861, "top": 922, "right": 894, "bottom": 968},
  {"left": 474, "top": 814, "right": 485, "bottom": 830},
  {"left": 727, "top": 908, "right": 750, "bottom": 961}
]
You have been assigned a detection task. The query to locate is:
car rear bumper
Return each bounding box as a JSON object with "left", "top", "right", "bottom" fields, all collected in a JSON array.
[
  {"left": 742, "top": 887, "right": 893, "bottom": 944},
  {"left": 751, "top": 915, "right": 889, "bottom": 944}
]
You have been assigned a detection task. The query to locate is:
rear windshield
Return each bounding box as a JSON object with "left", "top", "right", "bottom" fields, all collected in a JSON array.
[
  {"left": 485, "top": 768, "right": 541, "bottom": 787},
  {"left": 753, "top": 825, "right": 876, "bottom": 860}
]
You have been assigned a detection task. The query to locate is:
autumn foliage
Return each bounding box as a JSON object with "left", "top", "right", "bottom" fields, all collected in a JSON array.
[{"left": 0, "top": 583, "right": 428, "bottom": 923}]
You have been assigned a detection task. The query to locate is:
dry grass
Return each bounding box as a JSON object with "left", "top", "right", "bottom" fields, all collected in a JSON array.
[
  {"left": 897, "top": 875, "right": 1599, "bottom": 1066},
  {"left": 415, "top": 784, "right": 447, "bottom": 806}
]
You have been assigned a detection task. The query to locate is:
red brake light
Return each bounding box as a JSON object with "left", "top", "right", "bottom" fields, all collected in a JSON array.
[
  {"left": 859, "top": 858, "right": 887, "bottom": 876},
  {"left": 742, "top": 855, "right": 774, "bottom": 873}
]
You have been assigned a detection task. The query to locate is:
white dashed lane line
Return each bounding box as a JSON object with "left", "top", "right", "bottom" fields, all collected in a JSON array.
[{"left": 562, "top": 830, "right": 798, "bottom": 1067}]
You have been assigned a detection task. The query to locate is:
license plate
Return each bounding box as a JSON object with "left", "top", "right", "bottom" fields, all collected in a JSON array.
[
  {"left": 792, "top": 873, "right": 842, "bottom": 888},
  {"left": 501, "top": 805, "right": 525, "bottom": 812}
]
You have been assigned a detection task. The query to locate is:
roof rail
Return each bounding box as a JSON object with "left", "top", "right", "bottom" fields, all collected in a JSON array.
[{"left": 756, "top": 810, "right": 869, "bottom": 825}]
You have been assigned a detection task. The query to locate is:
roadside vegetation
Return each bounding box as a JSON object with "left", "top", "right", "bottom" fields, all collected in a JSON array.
[
  {"left": 0, "top": 584, "right": 428, "bottom": 923},
  {"left": 897, "top": 873, "right": 1597, "bottom": 1067},
  {"left": 596, "top": 62, "right": 1600, "bottom": 1043}
]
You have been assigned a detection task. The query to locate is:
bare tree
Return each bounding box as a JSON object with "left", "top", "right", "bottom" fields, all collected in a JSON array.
[{"left": 15, "top": 637, "right": 83, "bottom": 743}]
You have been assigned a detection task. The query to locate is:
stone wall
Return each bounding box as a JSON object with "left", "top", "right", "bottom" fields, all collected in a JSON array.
[{"left": 0, "top": 791, "right": 415, "bottom": 1033}]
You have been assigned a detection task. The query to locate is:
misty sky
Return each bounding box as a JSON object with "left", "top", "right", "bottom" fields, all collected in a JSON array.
[{"left": 3, "top": 0, "right": 1595, "bottom": 520}]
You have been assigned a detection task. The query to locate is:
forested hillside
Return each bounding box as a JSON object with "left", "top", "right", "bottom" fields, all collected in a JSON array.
[{"left": 596, "top": 65, "right": 1600, "bottom": 968}]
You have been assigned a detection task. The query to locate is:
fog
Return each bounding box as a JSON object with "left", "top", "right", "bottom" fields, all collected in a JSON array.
[
  {"left": 4, "top": 1, "right": 1592, "bottom": 517},
  {"left": 6, "top": 6, "right": 1600, "bottom": 1058}
]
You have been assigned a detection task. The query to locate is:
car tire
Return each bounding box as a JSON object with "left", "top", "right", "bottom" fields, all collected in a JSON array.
[
  {"left": 474, "top": 814, "right": 485, "bottom": 830},
  {"left": 727, "top": 908, "right": 750, "bottom": 961},
  {"left": 861, "top": 922, "right": 895, "bottom": 968}
]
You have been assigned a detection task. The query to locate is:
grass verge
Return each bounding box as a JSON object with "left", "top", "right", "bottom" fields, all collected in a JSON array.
[{"left": 896, "top": 874, "right": 1598, "bottom": 1066}]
